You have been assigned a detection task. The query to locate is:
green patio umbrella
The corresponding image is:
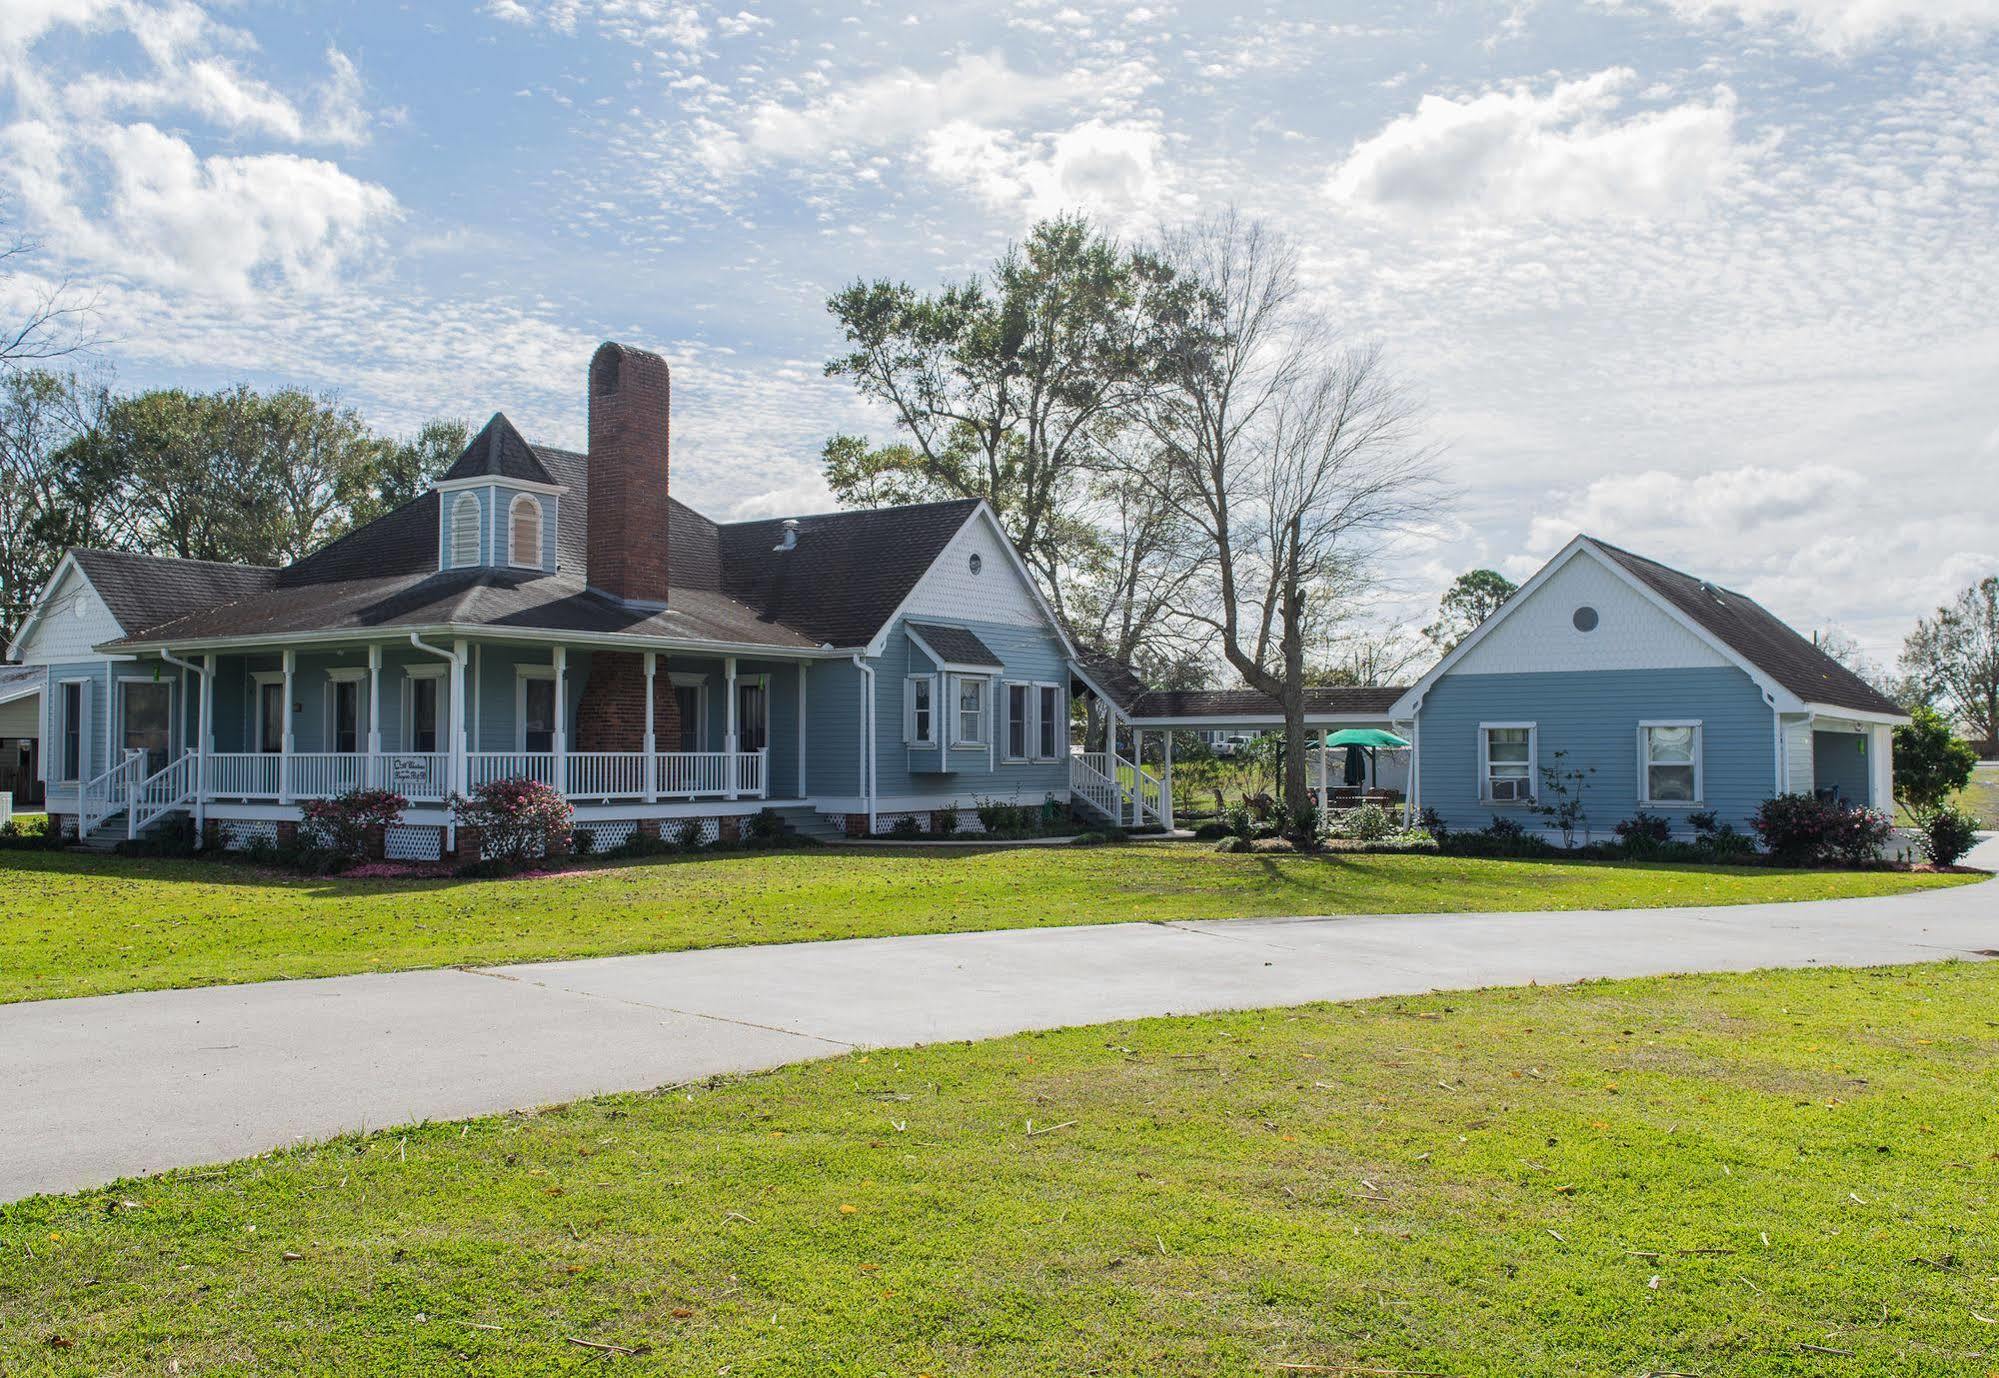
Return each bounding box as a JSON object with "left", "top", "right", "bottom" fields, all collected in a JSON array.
[{"left": 1321, "top": 727, "right": 1410, "bottom": 794}]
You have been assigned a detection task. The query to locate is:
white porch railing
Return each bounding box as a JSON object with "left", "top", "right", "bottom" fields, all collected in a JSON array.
[
  {"left": 181, "top": 750, "right": 766, "bottom": 805},
  {"left": 1069, "top": 750, "right": 1165, "bottom": 829},
  {"left": 131, "top": 752, "right": 198, "bottom": 837},
  {"left": 466, "top": 752, "right": 557, "bottom": 791},
  {"left": 207, "top": 753, "right": 280, "bottom": 799},
  {"left": 78, "top": 750, "right": 145, "bottom": 837}
]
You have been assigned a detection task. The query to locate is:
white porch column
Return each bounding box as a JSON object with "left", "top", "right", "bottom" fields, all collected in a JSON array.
[
  {"left": 366, "top": 644, "right": 382, "bottom": 787},
  {"left": 1131, "top": 725, "right": 1144, "bottom": 827},
  {"left": 551, "top": 646, "right": 568, "bottom": 795},
  {"left": 1869, "top": 722, "right": 1894, "bottom": 813},
  {"left": 278, "top": 649, "right": 296, "bottom": 804},
  {"left": 797, "top": 662, "right": 809, "bottom": 799},
  {"left": 724, "top": 655, "right": 739, "bottom": 800},
  {"left": 450, "top": 639, "right": 469, "bottom": 801},
  {"left": 197, "top": 653, "right": 214, "bottom": 832},
  {"left": 643, "top": 651, "right": 658, "bottom": 803},
  {"left": 1162, "top": 729, "right": 1174, "bottom": 831}
]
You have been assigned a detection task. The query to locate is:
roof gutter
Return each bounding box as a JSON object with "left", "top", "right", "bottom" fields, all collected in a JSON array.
[{"left": 98, "top": 624, "right": 869, "bottom": 660}]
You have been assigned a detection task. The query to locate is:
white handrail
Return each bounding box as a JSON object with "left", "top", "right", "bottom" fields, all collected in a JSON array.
[
  {"left": 79, "top": 750, "right": 145, "bottom": 838},
  {"left": 130, "top": 751, "right": 197, "bottom": 837}
]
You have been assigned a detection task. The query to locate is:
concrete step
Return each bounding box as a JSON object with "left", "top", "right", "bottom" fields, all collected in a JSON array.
[{"left": 765, "top": 806, "right": 845, "bottom": 841}]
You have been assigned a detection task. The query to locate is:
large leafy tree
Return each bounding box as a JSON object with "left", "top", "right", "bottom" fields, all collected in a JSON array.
[
  {"left": 1422, "top": 568, "right": 1517, "bottom": 652},
  {"left": 822, "top": 214, "right": 1178, "bottom": 625},
  {"left": 0, "top": 370, "right": 108, "bottom": 650},
  {"left": 1892, "top": 705, "right": 1977, "bottom": 819},
  {"left": 1900, "top": 576, "right": 1999, "bottom": 744}
]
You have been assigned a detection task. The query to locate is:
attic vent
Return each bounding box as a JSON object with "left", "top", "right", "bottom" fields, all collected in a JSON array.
[{"left": 774, "top": 518, "right": 800, "bottom": 553}]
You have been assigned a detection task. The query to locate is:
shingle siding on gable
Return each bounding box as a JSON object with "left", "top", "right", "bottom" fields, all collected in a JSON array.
[
  {"left": 898, "top": 513, "right": 1044, "bottom": 631},
  {"left": 1452, "top": 552, "right": 1728, "bottom": 675},
  {"left": 1417, "top": 667, "right": 1775, "bottom": 837},
  {"left": 15, "top": 567, "right": 121, "bottom": 664}
]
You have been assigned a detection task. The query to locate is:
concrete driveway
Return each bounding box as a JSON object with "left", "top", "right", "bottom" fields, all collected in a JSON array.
[{"left": 3, "top": 843, "right": 1994, "bottom": 1202}]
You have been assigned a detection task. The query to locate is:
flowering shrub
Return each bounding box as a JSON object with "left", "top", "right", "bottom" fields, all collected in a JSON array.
[
  {"left": 1752, "top": 793, "right": 1893, "bottom": 867},
  {"left": 452, "top": 777, "right": 572, "bottom": 871},
  {"left": 1327, "top": 802, "right": 1396, "bottom": 842},
  {"left": 298, "top": 789, "right": 409, "bottom": 870},
  {"left": 1913, "top": 805, "right": 1980, "bottom": 868}
]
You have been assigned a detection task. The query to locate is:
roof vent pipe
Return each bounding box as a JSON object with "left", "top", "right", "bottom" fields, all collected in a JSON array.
[{"left": 774, "top": 518, "right": 800, "bottom": 552}]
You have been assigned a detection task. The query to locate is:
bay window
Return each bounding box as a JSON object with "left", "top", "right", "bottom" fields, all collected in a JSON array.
[
  {"left": 1481, "top": 723, "right": 1536, "bottom": 803},
  {"left": 1640, "top": 722, "right": 1701, "bottom": 804}
]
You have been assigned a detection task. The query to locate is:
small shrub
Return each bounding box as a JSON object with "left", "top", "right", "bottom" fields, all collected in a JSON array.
[
  {"left": 1615, "top": 812, "right": 1673, "bottom": 846},
  {"left": 0, "top": 814, "right": 59, "bottom": 850},
  {"left": 570, "top": 827, "right": 596, "bottom": 857},
  {"left": 935, "top": 803, "right": 960, "bottom": 836},
  {"left": 1417, "top": 807, "right": 1449, "bottom": 841},
  {"left": 1485, "top": 814, "right": 1527, "bottom": 842},
  {"left": 672, "top": 819, "right": 706, "bottom": 850},
  {"left": 1913, "top": 805, "right": 1980, "bottom": 867},
  {"left": 975, "top": 798, "right": 1033, "bottom": 838},
  {"left": 1752, "top": 793, "right": 1894, "bottom": 867},
  {"left": 1213, "top": 835, "right": 1250, "bottom": 854},
  {"left": 1191, "top": 820, "right": 1232, "bottom": 841},
  {"left": 1329, "top": 802, "right": 1396, "bottom": 842},
  {"left": 1221, "top": 800, "right": 1255, "bottom": 840},
  {"left": 291, "top": 789, "right": 409, "bottom": 873},
  {"left": 1072, "top": 827, "right": 1126, "bottom": 847},
  {"left": 451, "top": 777, "right": 572, "bottom": 873},
  {"left": 1285, "top": 801, "right": 1322, "bottom": 846},
  {"left": 888, "top": 815, "right": 925, "bottom": 839},
  {"left": 115, "top": 812, "right": 200, "bottom": 859},
  {"left": 745, "top": 807, "right": 787, "bottom": 846},
  {"left": 610, "top": 830, "right": 678, "bottom": 859}
]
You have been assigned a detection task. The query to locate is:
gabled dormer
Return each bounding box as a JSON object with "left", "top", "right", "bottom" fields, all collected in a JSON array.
[{"left": 434, "top": 413, "right": 565, "bottom": 574}]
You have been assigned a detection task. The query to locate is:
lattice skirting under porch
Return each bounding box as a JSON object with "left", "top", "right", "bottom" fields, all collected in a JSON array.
[
  {"left": 579, "top": 820, "right": 638, "bottom": 853},
  {"left": 218, "top": 820, "right": 279, "bottom": 851},
  {"left": 384, "top": 824, "right": 444, "bottom": 862}
]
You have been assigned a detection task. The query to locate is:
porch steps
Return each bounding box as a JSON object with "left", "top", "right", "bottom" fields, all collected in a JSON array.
[
  {"left": 69, "top": 815, "right": 131, "bottom": 854},
  {"left": 765, "top": 805, "right": 846, "bottom": 843}
]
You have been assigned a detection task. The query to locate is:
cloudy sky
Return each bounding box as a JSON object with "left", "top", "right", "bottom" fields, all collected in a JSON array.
[{"left": 3, "top": 0, "right": 1995, "bottom": 661}]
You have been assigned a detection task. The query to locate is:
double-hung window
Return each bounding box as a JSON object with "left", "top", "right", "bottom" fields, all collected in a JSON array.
[
  {"left": 953, "top": 675, "right": 987, "bottom": 748},
  {"left": 1004, "top": 682, "right": 1031, "bottom": 761},
  {"left": 59, "top": 681, "right": 84, "bottom": 781},
  {"left": 1481, "top": 723, "right": 1535, "bottom": 803},
  {"left": 1640, "top": 722, "right": 1701, "bottom": 804},
  {"left": 1036, "top": 684, "right": 1061, "bottom": 760},
  {"left": 904, "top": 675, "right": 937, "bottom": 747}
]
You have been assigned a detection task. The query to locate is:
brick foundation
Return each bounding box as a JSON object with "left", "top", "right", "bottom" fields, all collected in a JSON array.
[
  {"left": 203, "top": 818, "right": 222, "bottom": 851},
  {"left": 574, "top": 651, "right": 681, "bottom": 752},
  {"left": 276, "top": 821, "right": 298, "bottom": 849},
  {"left": 845, "top": 812, "right": 868, "bottom": 838},
  {"left": 363, "top": 824, "right": 387, "bottom": 861},
  {"left": 452, "top": 826, "right": 485, "bottom": 864},
  {"left": 48, "top": 812, "right": 71, "bottom": 840},
  {"left": 637, "top": 818, "right": 661, "bottom": 840},
  {"left": 718, "top": 816, "right": 741, "bottom": 844}
]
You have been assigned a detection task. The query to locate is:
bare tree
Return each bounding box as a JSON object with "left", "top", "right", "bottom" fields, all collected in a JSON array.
[
  {"left": 1900, "top": 577, "right": 1999, "bottom": 744},
  {"left": 1133, "top": 211, "right": 1445, "bottom": 830},
  {"left": 1, "top": 215, "right": 96, "bottom": 370}
]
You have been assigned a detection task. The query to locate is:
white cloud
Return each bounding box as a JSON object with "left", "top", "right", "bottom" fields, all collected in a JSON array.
[
  {"left": 483, "top": 0, "right": 709, "bottom": 49},
  {"left": 924, "top": 117, "right": 1174, "bottom": 224},
  {"left": 1327, "top": 68, "right": 1749, "bottom": 221},
  {"left": 1636, "top": 0, "right": 1999, "bottom": 51},
  {"left": 3, "top": 119, "right": 398, "bottom": 298}
]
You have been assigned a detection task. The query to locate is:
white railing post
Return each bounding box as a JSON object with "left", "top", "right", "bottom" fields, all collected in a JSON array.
[
  {"left": 643, "top": 651, "right": 658, "bottom": 803},
  {"left": 797, "top": 661, "right": 808, "bottom": 800},
  {"left": 1162, "top": 730, "right": 1174, "bottom": 830},
  {"left": 197, "top": 653, "right": 214, "bottom": 831}
]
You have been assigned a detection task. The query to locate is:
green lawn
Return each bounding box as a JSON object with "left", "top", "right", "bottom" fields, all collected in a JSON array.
[
  {"left": 0, "top": 846, "right": 1975, "bottom": 1005},
  {"left": 6, "top": 961, "right": 1997, "bottom": 1375}
]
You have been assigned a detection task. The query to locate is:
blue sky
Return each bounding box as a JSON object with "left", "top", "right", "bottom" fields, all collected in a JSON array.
[{"left": 3, "top": 0, "right": 1995, "bottom": 663}]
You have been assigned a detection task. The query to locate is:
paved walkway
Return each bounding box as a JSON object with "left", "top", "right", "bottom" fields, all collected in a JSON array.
[{"left": 4, "top": 844, "right": 1995, "bottom": 1202}]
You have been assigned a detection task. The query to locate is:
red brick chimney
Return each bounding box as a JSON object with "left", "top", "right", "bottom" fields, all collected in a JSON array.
[{"left": 586, "top": 341, "right": 671, "bottom": 608}]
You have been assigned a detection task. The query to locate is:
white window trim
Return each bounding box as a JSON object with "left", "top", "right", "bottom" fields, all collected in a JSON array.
[
  {"left": 250, "top": 671, "right": 288, "bottom": 755},
  {"left": 515, "top": 666, "right": 557, "bottom": 752},
  {"left": 1638, "top": 719, "right": 1704, "bottom": 807},
  {"left": 1002, "top": 680, "right": 1033, "bottom": 763},
  {"left": 401, "top": 665, "right": 448, "bottom": 755},
  {"left": 507, "top": 493, "right": 543, "bottom": 570},
  {"left": 951, "top": 674, "right": 988, "bottom": 749},
  {"left": 114, "top": 672, "right": 178, "bottom": 763},
  {"left": 668, "top": 672, "right": 709, "bottom": 752},
  {"left": 449, "top": 491, "right": 481, "bottom": 569},
  {"left": 1033, "top": 681, "right": 1063, "bottom": 762},
  {"left": 56, "top": 676, "right": 90, "bottom": 783},
  {"left": 324, "top": 667, "right": 369, "bottom": 755},
  {"left": 903, "top": 672, "right": 939, "bottom": 747},
  {"left": 1479, "top": 721, "right": 1538, "bottom": 805}
]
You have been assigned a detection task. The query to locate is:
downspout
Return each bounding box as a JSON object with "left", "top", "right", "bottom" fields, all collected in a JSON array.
[
  {"left": 159, "top": 648, "right": 206, "bottom": 842},
  {"left": 851, "top": 653, "right": 876, "bottom": 835},
  {"left": 410, "top": 633, "right": 461, "bottom": 851}
]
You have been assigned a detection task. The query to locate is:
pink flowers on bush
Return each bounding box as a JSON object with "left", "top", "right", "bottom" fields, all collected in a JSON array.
[
  {"left": 299, "top": 788, "right": 410, "bottom": 866},
  {"left": 451, "top": 777, "right": 573, "bottom": 870},
  {"left": 1751, "top": 793, "right": 1893, "bottom": 867}
]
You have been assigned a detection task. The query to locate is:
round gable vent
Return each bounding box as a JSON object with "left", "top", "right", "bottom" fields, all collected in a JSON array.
[
  {"left": 968, "top": 553, "right": 983, "bottom": 575},
  {"left": 1572, "top": 605, "right": 1599, "bottom": 632}
]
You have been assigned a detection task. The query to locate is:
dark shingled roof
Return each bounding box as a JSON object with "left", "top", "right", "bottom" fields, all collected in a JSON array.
[
  {"left": 717, "top": 498, "right": 983, "bottom": 647},
  {"left": 117, "top": 568, "right": 816, "bottom": 650},
  {"left": 1071, "top": 648, "right": 1405, "bottom": 721},
  {"left": 1590, "top": 538, "right": 1903, "bottom": 717},
  {"left": 906, "top": 621, "right": 1002, "bottom": 668},
  {"left": 71, "top": 550, "right": 278, "bottom": 637},
  {"left": 439, "top": 413, "right": 556, "bottom": 487},
  {"left": 93, "top": 426, "right": 988, "bottom": 652}
]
